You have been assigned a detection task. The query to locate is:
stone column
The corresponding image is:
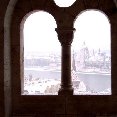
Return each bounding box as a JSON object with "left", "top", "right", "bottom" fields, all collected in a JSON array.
[{"left": 55, "top": 28, "right": 75, "bottom": 95}]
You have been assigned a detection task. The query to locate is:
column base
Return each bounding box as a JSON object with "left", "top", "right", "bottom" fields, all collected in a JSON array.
[{"left": 58, "top": 87, "right": 74, "bottom": 95}]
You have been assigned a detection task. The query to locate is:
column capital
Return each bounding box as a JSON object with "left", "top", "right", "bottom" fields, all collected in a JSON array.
[{"left": 55, "top": 27, "right": 75, "bottom": 46}]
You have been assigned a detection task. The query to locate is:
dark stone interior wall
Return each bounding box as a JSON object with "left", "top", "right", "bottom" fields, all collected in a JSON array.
[
  {"left": 0, "top": 1, "right": 10, "bottom": 116},
  {"left": 1, "top": 0, "right": 117, "bottom": 117}
]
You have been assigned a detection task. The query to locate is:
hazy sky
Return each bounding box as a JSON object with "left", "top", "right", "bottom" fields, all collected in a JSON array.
[
  {"left": 53, "top": 0, "right": 76, "bottom": 7},
  {"left": 73, "top": 10, "right": 110, "bottom": 51},
  {"left": 23, "top": 10, "right": 110, "bottom": 53}
]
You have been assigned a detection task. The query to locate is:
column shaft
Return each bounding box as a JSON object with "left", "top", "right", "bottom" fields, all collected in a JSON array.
[{"left": 55, "top": 28, "right": 75, "bottom": 95}]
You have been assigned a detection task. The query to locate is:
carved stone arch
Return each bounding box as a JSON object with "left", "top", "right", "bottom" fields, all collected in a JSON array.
[
  {"left": 73, "top": 9, "right": 111, "bottom": 95},
  {"left": 3, "top": 0, "right": 117, "bottom": 116},
  {"left": 11, "top": 0, "right": 59, "bottom": 97},
  {"left": 12, "top": 0, "right": 59, "bottom": 21},
  {"left": 4, "top": 0, "right": 61, "bottom": 116},
  {"left": 65, "top": 0, "right": 116, "bottom": 22},
  {"left": 67, "top": 0, "right": 117, "bottom": 98},
  {"left": 73, "top": 8, "right": 111, "bottom": 25}
]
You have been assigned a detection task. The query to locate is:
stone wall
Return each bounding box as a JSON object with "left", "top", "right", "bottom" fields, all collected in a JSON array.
[
  {"left": 1, "top": 0, "right": 117, "bottom": 117},
  {"left": 0, "top": 0, "right": 10, "bottom": 116}
]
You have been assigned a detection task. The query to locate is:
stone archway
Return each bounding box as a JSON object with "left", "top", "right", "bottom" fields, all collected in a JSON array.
[{"left": 3, "top": 0, "right": 117, "bottom": 116}]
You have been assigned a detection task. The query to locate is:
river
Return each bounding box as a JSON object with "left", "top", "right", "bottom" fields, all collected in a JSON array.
[{"left": 24, "top": 68, "right": 111, "bottom": 93}]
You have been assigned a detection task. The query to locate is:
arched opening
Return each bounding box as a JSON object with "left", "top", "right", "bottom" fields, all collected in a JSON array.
[
  {"left": 53, "top": 0, "right": 76, "bottom": 7},
  {"left": 21, "top": 11, "right": 61, "bottom": 95},
  {"left": 72, "top": 10, "right": 111, "bottom": 95}
]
